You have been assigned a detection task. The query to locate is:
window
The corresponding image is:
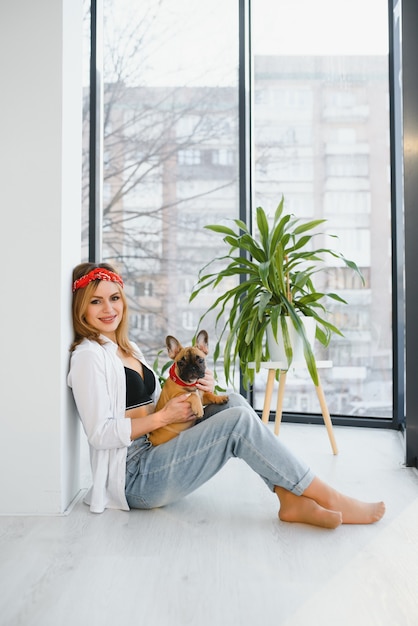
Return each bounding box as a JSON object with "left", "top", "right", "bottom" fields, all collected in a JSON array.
[
  {"left": 252, "top": 0, "right": 391, "bottom": 419},
  {"left": 131, "top": 314, "right": 154, "bottom": 332},
  {"left": 178, "top": 150, "right": 201, "bottom": 166},
  {"left": 84, "top": 0, "right": 239, "bottom": 367},
  {"left": 135, "top": 282, "right": 153, "bottom": 298},
  {"left": 85, "top": 0, "right": 394, "bottom": 422},
  {"left": 182, "top": 311, "right": 198, "bottom": 331},
  {"left": 326, "top": 155, "right": 369, "bottom": 177},
  {"left": 324, "top": 192, "right": 371, "bottom": 215},
  {"left": 211, "top": 149, "right": 235, "bottom": 166}
]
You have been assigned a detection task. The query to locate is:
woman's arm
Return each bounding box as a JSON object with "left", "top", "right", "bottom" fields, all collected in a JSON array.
[
  {"left": 129, "top": 394, "right": 196, "bottom": 441},
  {"left": 69, "top": 343, "right": 195, "bottom": 447},
  {"left": 69, "top": 348, "right": 132, "bottom": 449}
]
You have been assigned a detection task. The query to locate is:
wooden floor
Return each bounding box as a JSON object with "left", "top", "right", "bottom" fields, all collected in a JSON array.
[{"left": 1, "top": 422, "right": 418, "bottom": 626}]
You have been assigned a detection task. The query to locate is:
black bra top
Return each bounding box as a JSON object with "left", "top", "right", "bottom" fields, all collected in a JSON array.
[{"left": 124, "top": 364, "right": 156, "bottom": 410}]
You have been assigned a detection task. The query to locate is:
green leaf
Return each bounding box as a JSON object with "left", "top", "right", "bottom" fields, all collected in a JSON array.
[
  {"left": 293, "top": 219, "right": 326, "bottom": 235},
  {"left": 204, "top": 224, "right": 238, "bottom": 236},
  {"left": 190, "top": 197, "right": 363, "bottom": 388}
]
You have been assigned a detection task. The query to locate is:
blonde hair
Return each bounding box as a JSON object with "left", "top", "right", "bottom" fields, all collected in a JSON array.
[{"left": 70, "top": 262, "right": 133, "bottom": 355}]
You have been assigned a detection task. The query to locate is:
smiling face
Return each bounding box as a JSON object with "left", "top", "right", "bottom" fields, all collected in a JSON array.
[{"left": 84, "top": 280, "right": 124, "bottom": 341}]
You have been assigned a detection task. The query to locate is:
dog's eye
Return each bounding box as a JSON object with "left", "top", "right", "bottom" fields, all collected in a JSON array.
[{"left": 198, "top": 358, "right": 204, "bottom": 364}]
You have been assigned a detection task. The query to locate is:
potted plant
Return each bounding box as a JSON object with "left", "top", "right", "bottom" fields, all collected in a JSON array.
[{"left": 190, "top": 196, "right": 363, "bottom": 389}]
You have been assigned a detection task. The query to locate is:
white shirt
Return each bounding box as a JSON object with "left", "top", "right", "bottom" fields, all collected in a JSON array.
[{"left": 67, "top": 336, "right": 161, "bottom": 513}]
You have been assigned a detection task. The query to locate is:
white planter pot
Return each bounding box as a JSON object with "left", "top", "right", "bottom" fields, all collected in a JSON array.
[{"left": 266, "top": 316, "right": 316, "bottom": 363}]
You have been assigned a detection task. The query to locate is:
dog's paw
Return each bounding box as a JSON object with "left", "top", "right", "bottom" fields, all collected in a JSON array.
[{"left": 188, "top": 396, "right": 204, "bottom": 418}]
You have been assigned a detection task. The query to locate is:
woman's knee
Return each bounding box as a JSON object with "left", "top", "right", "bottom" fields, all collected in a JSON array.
[
  {"left": 224, "top": 392, "right": 251, "bottom": 409},
  {"left": 202, "top": 391, "right": 250, "bottom": 419},
  {"left": 220, "top": 403, "right": 257, "bottom": 435}
]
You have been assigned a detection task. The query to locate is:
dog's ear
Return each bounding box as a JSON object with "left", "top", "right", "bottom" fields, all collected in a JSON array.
[
  {"left": 195, "top": 330, "right": 209, "bottom": 355},
  {"left": 166, "top": 335, "right": 183, "bottom": 360}
]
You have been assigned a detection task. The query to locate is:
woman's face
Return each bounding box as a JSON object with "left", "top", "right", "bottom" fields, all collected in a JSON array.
[{"left": 84, "top": 281, "right": 124, "bottom": 341}]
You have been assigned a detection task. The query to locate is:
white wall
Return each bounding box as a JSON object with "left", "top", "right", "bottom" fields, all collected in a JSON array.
[{"left": 0, "top": 0, "right": 83, "bottom": 513}]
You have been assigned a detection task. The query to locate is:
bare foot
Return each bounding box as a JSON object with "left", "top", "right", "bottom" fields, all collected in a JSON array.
[
  {"left": 303, "top": 478, "right": 386, "bottom": 525},
  {"left": 328, "top": 494, "right": 385, "bottom": 524},
  {"left": 275, "top": 487, "right": 342, "bottom": 529}
]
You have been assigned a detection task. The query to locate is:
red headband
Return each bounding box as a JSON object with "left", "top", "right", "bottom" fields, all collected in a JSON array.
[{"left": 72, "top": 267, "right": 124, "bottom": 292}]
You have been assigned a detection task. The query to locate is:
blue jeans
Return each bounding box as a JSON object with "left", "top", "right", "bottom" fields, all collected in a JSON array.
[{"left": 125, "top": 393, "right": 314, "bottom": 509}]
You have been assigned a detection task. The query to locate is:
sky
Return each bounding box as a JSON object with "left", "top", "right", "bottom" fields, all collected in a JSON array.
[
  {"left": 253, "top": 0, "right": 389, "bottom": 56},
  {"left": 87, "top": 0, "right": 390, "bottom": 88}
]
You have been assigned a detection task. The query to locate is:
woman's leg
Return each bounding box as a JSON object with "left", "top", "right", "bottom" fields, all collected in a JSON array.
[
  {"left": 220, "top": 395, "right": 385, "bottom": 525},
  {"left": 126, "top": 395, "right": 385, "bottom": 527},
  {"left": 126, "top": 399, "right": 315, "bottom": 509}
]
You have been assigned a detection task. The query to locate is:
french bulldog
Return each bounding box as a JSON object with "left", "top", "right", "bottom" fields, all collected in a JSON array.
[{"left": 148, "top": 330, "right": 229, "bottom": 446}]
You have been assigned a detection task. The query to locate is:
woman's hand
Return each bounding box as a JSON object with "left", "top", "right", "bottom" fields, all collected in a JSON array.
[
  {"left": 129, "top": 394, "right": 195, "bottom": 441},
  {"left": 196, "top": 368, "right": 215, "bottom": 394},
  {"left": 158, "top": 394, "right": 196, "bottom": 425}
]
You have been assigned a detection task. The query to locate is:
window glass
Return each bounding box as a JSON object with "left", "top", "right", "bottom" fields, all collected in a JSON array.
[
  {"left": 82, "top": 0, "right": 91, "bottom": 258},
  {"left": 87, "top": 0, "right": 239, "bottom": 367},
  {"left": 252, "top": 0, "right": 392, "bottom": 419},
  {"left": 83, "top": 0, "right": 392, "bottom": 419}
]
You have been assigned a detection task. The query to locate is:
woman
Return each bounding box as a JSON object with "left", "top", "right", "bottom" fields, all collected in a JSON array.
[{"left": 68, "top": 262, "right": 385, "bottom": 527}]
